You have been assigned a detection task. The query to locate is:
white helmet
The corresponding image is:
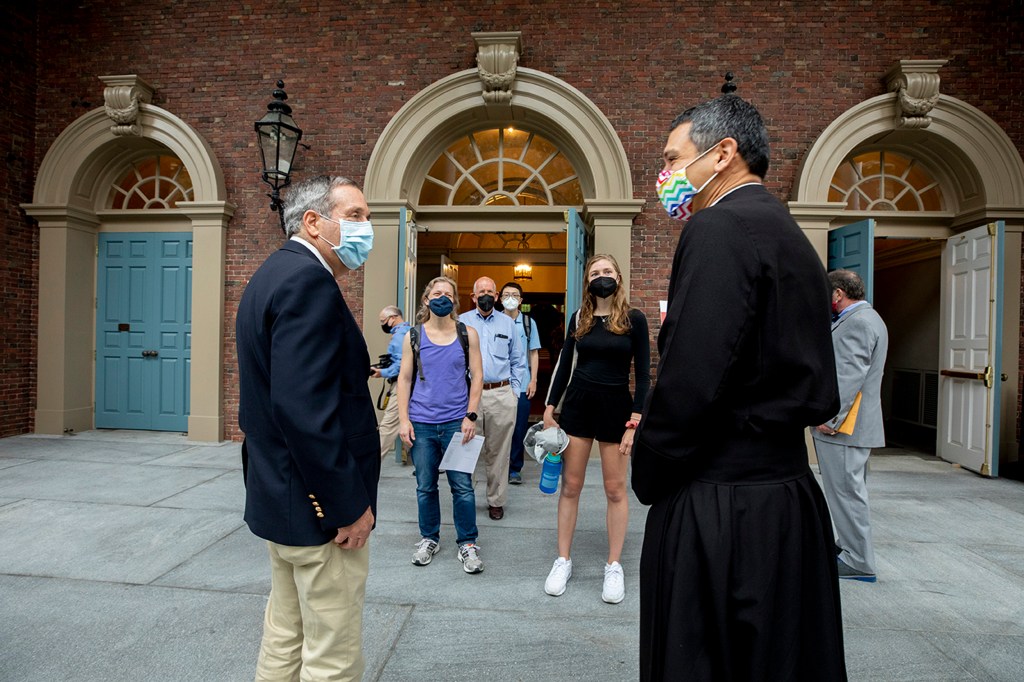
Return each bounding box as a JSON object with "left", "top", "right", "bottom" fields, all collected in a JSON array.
[{"left": 522, "top": 422, "right": 569, "bottom": 464}]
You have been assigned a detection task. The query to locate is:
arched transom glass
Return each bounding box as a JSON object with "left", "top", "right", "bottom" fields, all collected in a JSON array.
[
  {"left": 829, "top": 150, "right": 944, "bottom": 211},
  {"left": 108, "top": 155, "right": 194, "bottom": 209},
  {"left": 419, "top": 128, "right": 583, "bottom": 206}
]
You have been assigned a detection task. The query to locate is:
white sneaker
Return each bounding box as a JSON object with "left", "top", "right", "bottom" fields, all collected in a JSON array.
[
  {"left": 544, "top": 557, "right": 572, "bottom": 596},
  {"left": 602, "top": 561, "right": 625, "bottom": 604},
  {"left": 411, "top": 538, "right": 440, "bottom": 566}
]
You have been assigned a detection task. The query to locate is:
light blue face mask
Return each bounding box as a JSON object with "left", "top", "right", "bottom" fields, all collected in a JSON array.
[{"left": 318, "top": 214, "right": 374, "bottom": 270}]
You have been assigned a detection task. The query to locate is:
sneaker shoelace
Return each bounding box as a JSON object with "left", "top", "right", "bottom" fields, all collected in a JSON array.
[
  {"left": 461, "top": 544, "right": 480, "bottom": 560},
  {"left": 415, "top": 539, "right": 435, "bottom": 552}
]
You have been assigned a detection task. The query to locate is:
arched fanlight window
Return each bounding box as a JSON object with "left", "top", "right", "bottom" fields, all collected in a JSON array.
[
  {"left": 829, "top": 150, "right": 944, "bottom": 211},
  {"left": 419, "top": 128, "right": 583, "bottom": 206},
  {"left": 108, "top": 155, "right": 194, "bottom": 209}
]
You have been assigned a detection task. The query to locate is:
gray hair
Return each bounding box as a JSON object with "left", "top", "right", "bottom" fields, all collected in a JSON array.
[
  {"left": 828, "top": 269, "right": 866, "bottom": 301},
  {"left": 281, "top": 175, "right": 358, "bottom": 237},
  {"left": 379, "top": 305, "right": 403, "bottom": 319},
  {"left": 670, "top": 95, "right": 770, "bottom": 179}
]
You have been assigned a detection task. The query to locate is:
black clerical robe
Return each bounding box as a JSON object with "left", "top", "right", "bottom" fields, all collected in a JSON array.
[{"left": 632, "top": 184, "right": 847, "bottom": 681}]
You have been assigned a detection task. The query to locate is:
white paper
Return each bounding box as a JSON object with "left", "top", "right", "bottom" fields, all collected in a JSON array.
[{"left": 439, "top": 433, "right": 485, "bottom": 474}]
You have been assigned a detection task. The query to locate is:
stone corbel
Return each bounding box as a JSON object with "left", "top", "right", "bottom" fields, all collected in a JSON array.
[
  {"left": 884, "top": 60, "right": 947, "bottom": 129},
  {"left": 472, "top": 32, "right": 522, "bottom": 105},
  {"left": 99, "top": 74, "right": 155, "bottom": 136}
]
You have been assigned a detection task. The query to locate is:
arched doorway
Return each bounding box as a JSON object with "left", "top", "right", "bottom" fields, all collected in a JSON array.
[
  {"left": 22, "top": 75, "right": 234, "bottom": 442},
  {"left": 790, "top": 61, "right": 1024, "bottom": 476},
  {"left": 362, "top": 33, "right": 643, "bottom": 383}
]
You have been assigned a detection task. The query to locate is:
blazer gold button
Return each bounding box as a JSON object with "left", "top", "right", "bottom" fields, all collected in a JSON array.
[
  {"left": 316, "top": 513, "right": 325, "bottom": 518},
  {"left": 308, "top": 494, "right": 316, "bottom": 499}
]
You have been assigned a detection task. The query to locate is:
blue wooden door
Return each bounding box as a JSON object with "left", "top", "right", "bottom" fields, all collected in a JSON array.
[
  {"left": 96, "top": 233, "right": 191, "bottom": 431},
  {"left": 566, "top": 208, "right": 587, "bottom": 326},
  {"left": 827, "top": 219, "right": 875, "bottom": 302}
]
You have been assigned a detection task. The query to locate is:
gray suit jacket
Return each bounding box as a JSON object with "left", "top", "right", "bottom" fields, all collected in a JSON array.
[{"left": 812, "top": 302, "right": 889, "bottom": 448}]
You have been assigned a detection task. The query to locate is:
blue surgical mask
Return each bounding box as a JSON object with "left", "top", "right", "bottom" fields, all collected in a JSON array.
[
  {"left": 318, "top": 215, "right": 374, "bottom": 270},
  {"left": 428, "top": 296, "right": 454, "bottom": 317}
]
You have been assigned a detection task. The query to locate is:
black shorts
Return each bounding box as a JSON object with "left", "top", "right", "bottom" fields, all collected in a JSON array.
[{"left": 557, "top": 377, "right": 633, "bottom": 443}]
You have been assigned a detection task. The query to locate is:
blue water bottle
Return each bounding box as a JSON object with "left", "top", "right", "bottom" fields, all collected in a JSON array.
[{"left": 539, "top": 452, "right": 563, "bottom": 494}]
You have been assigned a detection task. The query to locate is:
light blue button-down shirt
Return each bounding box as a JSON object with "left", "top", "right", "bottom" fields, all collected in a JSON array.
[
  {"left": 510, "top": 312, "right": 541, "bottom": 388},
  {"left": 459, "top": 308, "right": 525, "bottom": 394}
]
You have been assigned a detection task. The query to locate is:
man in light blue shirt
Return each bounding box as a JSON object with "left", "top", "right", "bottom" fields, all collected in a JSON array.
[
  {"left": 373, "top": 305, "right": 411, "bottom": 460},
  {"left": 459, "top": 276, "right": 525, "bottom": 520},
  {"left": 500, "top": 281, "right": 542, "bottom": 485}
]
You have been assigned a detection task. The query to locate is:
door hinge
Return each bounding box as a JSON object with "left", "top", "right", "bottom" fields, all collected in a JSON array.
[
  {"left": 563, "top": 210, "right": 569, "bottom": 223},
  {"left": 980, "top": 461, "right": 990, "bottom": 476},
  {"left": 984, "top": 365, "right": 993, "bottom": 388}
]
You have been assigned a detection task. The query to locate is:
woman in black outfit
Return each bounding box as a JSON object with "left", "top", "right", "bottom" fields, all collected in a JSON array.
[{"left": 542, "top": 254, "right": 651, "bottom": 604}]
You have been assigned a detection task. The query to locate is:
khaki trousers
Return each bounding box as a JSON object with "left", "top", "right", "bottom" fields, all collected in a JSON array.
[
  {"left": 255, "top": 539, "right": 370, "bottom": 682},
  {"left": 476, "top": 385, "right": 518, "bottom": 508},
  {"left": 378, "top": 385, "right": 401, "bottom": 458}
]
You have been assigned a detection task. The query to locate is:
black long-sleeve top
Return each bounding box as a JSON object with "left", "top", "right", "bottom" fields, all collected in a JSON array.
[{"left": 546, "top": 308, "right": 651, "bottom": 412}]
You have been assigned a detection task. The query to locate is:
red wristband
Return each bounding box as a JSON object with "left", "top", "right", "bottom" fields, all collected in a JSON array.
[{"left": 625, "top": 419, "right": 639, "bottom": 429}]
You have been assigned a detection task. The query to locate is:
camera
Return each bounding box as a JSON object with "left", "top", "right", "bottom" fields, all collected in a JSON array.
[{"left": 370, "top": 353, "right": 394, "bottom": 372}]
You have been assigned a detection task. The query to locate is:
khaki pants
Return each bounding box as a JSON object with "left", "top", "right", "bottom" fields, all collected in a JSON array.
[
  {"left": 378, "top": 384, "right": 400, "bottom": 458},
  {"left": 255, "top": 540, "right": 370, "bottom": 682},
  {"left": 476, "top": 385, "right": 518, "bottom": 508}
]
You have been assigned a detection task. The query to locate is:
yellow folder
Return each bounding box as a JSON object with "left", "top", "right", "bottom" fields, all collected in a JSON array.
[{"left": 836, "top": 392, "right": 862, "bottom": 435}]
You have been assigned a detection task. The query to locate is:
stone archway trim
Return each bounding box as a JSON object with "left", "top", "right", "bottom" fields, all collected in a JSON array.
[
  {"left": 22, "top": 102, "right": 232, "bottom": 442},
  {"left": 793, "top": 93, "right": 1024, "bottom": 208},
  {"left": 364, "top": 67, "right": 636, "bottom": 202}
]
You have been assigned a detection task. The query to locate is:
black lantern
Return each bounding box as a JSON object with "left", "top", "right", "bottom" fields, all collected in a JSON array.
[{"left": 255, "top": 80, "right": 303, "bottom": 235}]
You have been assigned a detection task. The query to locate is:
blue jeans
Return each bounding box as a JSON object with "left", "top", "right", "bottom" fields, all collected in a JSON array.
[
  {"left": 410, "top": 420, "right": 478, "bottom": 546},
  {"left": 509, "top": 391, "right": 532, "bottom": 474}
]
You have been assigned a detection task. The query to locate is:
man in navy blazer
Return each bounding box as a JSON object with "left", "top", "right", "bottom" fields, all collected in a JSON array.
[{"left": 236, "top": 175, "right": 380, "bottom": 681}]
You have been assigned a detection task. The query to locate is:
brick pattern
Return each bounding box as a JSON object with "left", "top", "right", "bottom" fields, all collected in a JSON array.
[{"left": 5, "top": 1, "right": 1022, "bottom": 441}]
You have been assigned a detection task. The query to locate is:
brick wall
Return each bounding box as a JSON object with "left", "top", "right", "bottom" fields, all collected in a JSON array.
[
  {"left": 0, "top": 6, "right": 38, "bottom": 437},
  {"left": 8, "top": 0, "right": 1023, "bottom": 441}
]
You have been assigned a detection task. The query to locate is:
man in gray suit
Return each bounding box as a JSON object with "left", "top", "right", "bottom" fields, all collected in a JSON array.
[{"left": 813, "top": 269, "right": 889, "bottom": 582}]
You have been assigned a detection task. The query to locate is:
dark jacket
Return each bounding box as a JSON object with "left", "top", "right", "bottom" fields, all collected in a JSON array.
[
  {"left": 236, "top": 240, "right": 380, "bottom": 546},
  {"left": 632, "top": 185, "right": 839, "bottom": 502}
]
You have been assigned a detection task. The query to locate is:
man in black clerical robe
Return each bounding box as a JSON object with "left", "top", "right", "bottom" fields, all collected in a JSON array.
[{"left": 633, "top": 94, "right": 847, "bottom": 681}]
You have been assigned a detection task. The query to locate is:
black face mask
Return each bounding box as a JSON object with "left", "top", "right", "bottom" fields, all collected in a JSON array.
[
  {"left": 477, "top": 294, "right": 495, "bottom": 313},
  {"left": 588, "top": 276, "right": 618, "bottom": 299},
  {"left": 381, "top": 322, "right": 393, "bottom": 334}
]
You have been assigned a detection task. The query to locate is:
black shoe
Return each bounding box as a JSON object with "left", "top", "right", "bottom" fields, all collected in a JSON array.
[
  {"left": 837, "top": 558, "right": 876, "bottom": 583},
  {"left": 508, "top": 471, "right": 523, "bottom": 485}
]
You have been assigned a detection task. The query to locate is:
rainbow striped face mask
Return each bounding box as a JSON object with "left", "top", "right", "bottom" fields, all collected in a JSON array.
[{"left": 656, "top": 142, "right": 721, "bottom": 221}]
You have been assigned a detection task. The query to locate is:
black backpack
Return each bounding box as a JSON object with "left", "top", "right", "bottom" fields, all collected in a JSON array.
[{"left": 407, "top": 322, "right": 471, "bottom": 394}]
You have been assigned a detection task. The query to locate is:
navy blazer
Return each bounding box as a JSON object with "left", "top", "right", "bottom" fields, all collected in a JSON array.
[{"left": 236, "top": 240, "right": 380, "bottom": 546}]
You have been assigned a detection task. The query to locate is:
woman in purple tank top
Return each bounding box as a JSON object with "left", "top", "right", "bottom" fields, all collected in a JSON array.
[{"left": 397, "top": 276, "right": 485, "bottom": 573}]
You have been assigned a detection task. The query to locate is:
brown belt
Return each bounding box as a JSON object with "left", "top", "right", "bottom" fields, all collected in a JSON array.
[{"left": 482, "top": 379, "right": 510, "bottom": 390}]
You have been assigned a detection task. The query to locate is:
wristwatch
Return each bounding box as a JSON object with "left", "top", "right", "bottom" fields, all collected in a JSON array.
[{"left": 466, "top": 412, "right": 478, "bottom": 422}]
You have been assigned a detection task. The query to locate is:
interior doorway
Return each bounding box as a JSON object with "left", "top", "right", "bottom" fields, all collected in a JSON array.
[
  {"left": 873, "top": 237, "right": 943, "bottom": 455},
  {"left": 416, "top": 230, "right": 567, "bottom": 416}
]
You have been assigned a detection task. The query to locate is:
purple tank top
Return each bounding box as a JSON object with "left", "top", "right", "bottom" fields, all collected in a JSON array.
[{"left": 408, "top": 326, "right": 469, "bottom": 424}]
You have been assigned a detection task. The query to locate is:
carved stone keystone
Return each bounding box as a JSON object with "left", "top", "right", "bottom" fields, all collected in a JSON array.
[
  {"left": 884, "top": 60, "right": 947, "bottom": 129},
  {"left": 472, "top": 32, "right": 522, "bottom": 105},
  {"left": 99, "top": 74, "right": 155, "bottom": 136}
]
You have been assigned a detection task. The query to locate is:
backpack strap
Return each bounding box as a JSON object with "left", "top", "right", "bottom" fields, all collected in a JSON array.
[
  {"left": 456, "top": 321, "right": 471, "bottom": 390},
  {"left": 522, "top": 313, "right": 532, "bottom": 347},
  {"left": 408, "top": 325, "right": 425, "bottom": 397}
]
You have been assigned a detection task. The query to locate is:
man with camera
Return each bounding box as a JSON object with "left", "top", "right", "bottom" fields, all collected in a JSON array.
[{"left": 374, "top": 305, "right": 411, "bottom": 460}]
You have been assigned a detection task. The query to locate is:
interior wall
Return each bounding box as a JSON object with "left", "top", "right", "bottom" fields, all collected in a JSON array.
[{"left": 873, "top": 253, "right": 941, "bottom": 421}]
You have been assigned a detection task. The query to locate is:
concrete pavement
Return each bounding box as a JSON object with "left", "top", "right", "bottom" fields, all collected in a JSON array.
[{"left": 0, "top": 430, "right": 1022, "bottom": 680}]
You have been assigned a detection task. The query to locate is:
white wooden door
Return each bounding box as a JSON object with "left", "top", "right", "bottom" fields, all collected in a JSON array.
[{"left": 937, "top": 222, "right": 1003, "bottom": 476}]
